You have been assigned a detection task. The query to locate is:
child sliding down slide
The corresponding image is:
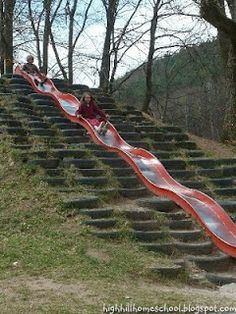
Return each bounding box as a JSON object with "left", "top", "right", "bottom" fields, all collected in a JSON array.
[{"left": 75, "top": 92, "right": 109, "bottom": 135}]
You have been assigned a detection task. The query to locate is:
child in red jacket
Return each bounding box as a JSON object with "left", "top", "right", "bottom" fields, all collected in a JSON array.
[{"left": 76, "top": 92, "right": 109, "bottom": 135}]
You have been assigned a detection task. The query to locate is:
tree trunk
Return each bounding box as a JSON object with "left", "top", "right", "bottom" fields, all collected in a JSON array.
[
  {"left": 50, "top": 30, "right": 68, "bottom": 80},
  {"left": 42, "top": 0, "right": 51, "bottom": 74},
  {"left": 28, "top": 0, "right": 43, "bottom": 69},
  {"left": 0, "top": 0, "right": 4, "bottom": 74},
  {"left": 68, "top": 16, "right": 74, "bottom": 85},
  {"left": 68, "top": 0, "right": 78, "bottom": 85},
  {"left": 99, "top": 0, "right": 117, "bottom": 93},
  {"left": 217, "top": 0, "right": 231, "bottom": 70},
  {"left": 99, "top": 23, "right": 112, "bottom": 92},
  {"left": 218, "top": 31, "right": 230, "bottom": 70},
  {"left": 200, "top": 0, "right": 236, "bottom": 140},
  {"left": 223, "top": 41, "right": 236, "bottom": 140},
  {"left": 142, "top": 57, "right": 154, "bottom": 113},
  {"left": 3, "top": 0, "right": 15, "bottom": 73},
  {"left": 142, "top": 2, "right": 159, "bottom": 113},
  {"left": 108, "top": 47, "right": 118, "bottom": 93}
]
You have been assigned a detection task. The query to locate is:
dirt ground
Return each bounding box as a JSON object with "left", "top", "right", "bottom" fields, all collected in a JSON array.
[
  {"left": 188, "top": 134, "right": 236, "bottom": 158},
  {"left": 0, "top": 275, "right": 236, "bottom": 313}
]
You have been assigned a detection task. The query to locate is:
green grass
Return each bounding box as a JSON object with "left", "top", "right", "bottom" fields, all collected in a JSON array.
[
  {"left": 0, "top": 140, "right": 161, "bottom": 282},
  {"left": 0, "top": 137, "right": 184, "bottom": 312}
]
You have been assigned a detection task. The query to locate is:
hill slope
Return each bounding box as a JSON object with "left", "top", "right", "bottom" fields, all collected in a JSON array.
[
  {"left": 115, "top": 40, "right": 228, "bottom": 140},
  {"left": 0, "top": 75, "right": 236, "bottom": 312}
]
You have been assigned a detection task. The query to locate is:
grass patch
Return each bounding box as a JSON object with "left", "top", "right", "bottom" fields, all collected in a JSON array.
[{"left": 0, "top": 138, "right": 166, "bottom": 278}]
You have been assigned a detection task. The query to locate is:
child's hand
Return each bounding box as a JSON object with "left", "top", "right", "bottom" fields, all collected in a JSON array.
[{"left": 76, "top": 114, "right": 82, "bottom": 118}]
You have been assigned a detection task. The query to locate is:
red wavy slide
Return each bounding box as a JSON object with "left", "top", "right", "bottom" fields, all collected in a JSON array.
[{"left": 15, "top": 65, "right": 236, "bottom": 258}]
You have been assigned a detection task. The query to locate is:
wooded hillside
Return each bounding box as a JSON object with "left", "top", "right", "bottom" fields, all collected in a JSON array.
[{"left": 115, "top": 40, "right": 228, "bottom": 140}]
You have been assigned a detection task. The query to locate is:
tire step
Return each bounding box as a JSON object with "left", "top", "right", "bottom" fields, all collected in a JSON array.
[
  {"left": 79, "top": 169, "right": 106, "bottom": 177},
  {"left": 206, "top": 272, "right": 236, "bottom": 286},
  {"left": 29, "top": 128, "right": 56, "bottom": 136},
  {"left": 116, "top": 176, "right": 140, "bottom": 188},
  {"left": 80, "top": 208, "right": 114, "bottom": 219},
  {"left": 160, "top": 159, "right": 187, "bottom": 170},
  {"left": 163, "top": 133, "right": 189, "bottom": 141},
  {"left": 0, "top": 119, "right": 22, "bottom": 127},
  {"left": 60, "top": 129, "right": 85, "bottom": 136},
  {"left": 152, "top": 142, "right": 176, "bottom": 151},
  {"left": 223, "top": 166, "right": 236, "bottom": 176},
  {"left": 210, "top": 177, "right": 234, "bottom": 187},
  {"left": 168, "top": 219, "right": 193, "bottom": 230},
  {"left": 1, "top": 126, "right": 27, "bottom": 135},
  {"left": 63, "top": 196, "right": 100, "bottom": 209},
  {"left": 122, "top": 210, "right": 155, "bottom": 220},
  {"left": 62, "top": 158, "right": 96, "bottom": 169},
  {"left": 197, "top": 168, "right": 223, "bottom": 178},
  {"left": 131, "top": 220, "right": 160, "bottom": 231},
  {"left": 91, "top": 230, "right": 123, "bottom": 239},
  {"left": 137, "top": 197, "right": 179, "bottom": 212},
  {"left": 42, "top": 176, "right": 66, "bottom": 186},
  {"left": 84, "top": 218, "right": 117, "bottom": 229},
  {"left": 149, "top": 264, "right": 184, "bottom": 278},
  {"left": 214, "top": 188, "right": 236, "bottom": 197},
  {"left": 189, "top": 158, "right": 217, "bottom": 169},
  {"left": 175, "top": 241, "right": 213, "bottom": 255},
  {"left": 170, "top": 229, "right": 202, "bottom": 241},
  {"left": 118, "top": 187, "right": 149, "bottom": 198},
  {"left": 168, "top": 170, "right": 195, "bottom": 179},
  {"left": 52, "top": 148, "right": 88, "bottom": 158},
  {"left": 28, "top": 158, "right": 60, "bottom": 169},
  {"left": 140, "top": 242, "right": 176, "bottom": 255},
  {"left": 218, "top": 200, "right": 236, "bottom": 213},
  {"left": 99, "top": 157, "right": 128, "bottom": 168},
  {"left": 186, "top": 253, "right": 232, "bottom": 271},
  {"left": 75, "top": 176, "right": 109, "bottom": 186},
  {"left": 132, "top": 230, "right": 168, "bottom": 241}
]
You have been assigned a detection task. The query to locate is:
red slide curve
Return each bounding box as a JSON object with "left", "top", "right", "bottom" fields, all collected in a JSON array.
[{"left": 15, "top": 65, "right": 236, "bottom": 258}]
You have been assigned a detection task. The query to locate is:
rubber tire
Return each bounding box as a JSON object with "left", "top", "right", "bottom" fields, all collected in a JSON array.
[
  {"left": 10, "top": 84, "right": 33, "bottom": 90},
  {"left": 30, "top": 93, "right": 52, "bottom": 101},
  {"left": 10, "top": 77, "right": 30, "bottom": 85}
]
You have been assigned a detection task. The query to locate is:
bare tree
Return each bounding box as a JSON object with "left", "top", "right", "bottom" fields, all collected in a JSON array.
[
  {"left": 196, "top": 0, "right": 236, "bottom": 141},
  {"left": 0, "top": 0, "right": 4, "bottom": 74},
  {"left": 27, "top": 0, "right": 43, "bottom": 69},
  {"left": 142, "top": 0, "right": 162, "bottom": 112},
  {"left": 27, "top": 0, "right": 64, "bottom": 73},
  {"left": 42, "top": 0, "right": 52, "bottom": 73},
  {"left": 99, "top": 0, "right": 151, "bottom": 93},
  {"left": 108, "top": 0, "right": 144, "bottom": 92},
  {"left": 99, "top": 0, "right": 118, "bottom": 92},
  {"left": 64, "top": 0, "right": 93, "bottom": 84},
  {"left": 13, "top": 0, "right": 95, "bottom": 82},
  {"left": 0, "top": 0, "right": 16, "bottom": 73},
  {"left": 44, "top": 0, "right": 94, "bottom": 83},
  {"left": 142, "top": 0, "right": 199, "bottom": 113}
]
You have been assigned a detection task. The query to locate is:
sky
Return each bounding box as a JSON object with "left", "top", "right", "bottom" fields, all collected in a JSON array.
[{"left": 14, "top": 0, "right": 217, "bottom": 87}]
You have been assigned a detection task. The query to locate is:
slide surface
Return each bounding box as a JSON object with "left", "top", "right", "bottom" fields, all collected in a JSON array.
[{"left": 15, "top": 65, "right": 236, "bottom": 258}]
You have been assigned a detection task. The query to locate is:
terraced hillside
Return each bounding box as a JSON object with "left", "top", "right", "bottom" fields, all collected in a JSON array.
[{"left": 0, "top": 74, "right": 236, "bottom": 286}]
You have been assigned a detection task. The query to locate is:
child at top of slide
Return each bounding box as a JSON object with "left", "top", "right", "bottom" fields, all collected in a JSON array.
[{"left": 22, "top": 55, "right": 48, "bottom": 86}]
